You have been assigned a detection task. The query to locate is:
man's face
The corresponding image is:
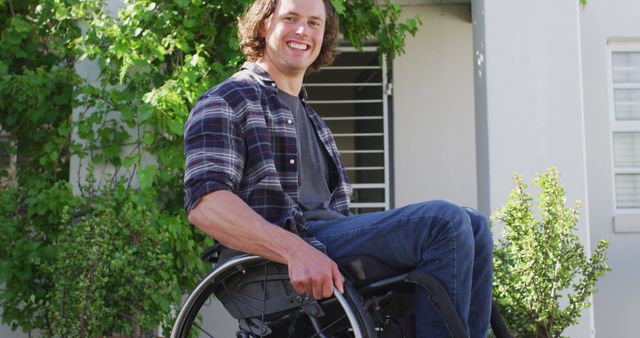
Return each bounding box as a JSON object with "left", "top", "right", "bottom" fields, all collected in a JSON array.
[{"left": 260, "top": 0, "right": 326, "bottom": 77}]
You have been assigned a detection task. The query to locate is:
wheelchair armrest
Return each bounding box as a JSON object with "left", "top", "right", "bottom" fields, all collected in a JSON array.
[
  {"left": 335, "top": 255, "right": 407, "bottom": 286},
  {"left": 200, "top": 243, "right": 223, "bottom": 263}
]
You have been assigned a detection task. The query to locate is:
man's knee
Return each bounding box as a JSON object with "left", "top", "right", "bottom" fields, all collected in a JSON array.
[
  {"left": 414, "top": 200, "right": 474, "bottom": 248},
  {"left": 463, "top": 207, "right": 493, "bottom": 251}
]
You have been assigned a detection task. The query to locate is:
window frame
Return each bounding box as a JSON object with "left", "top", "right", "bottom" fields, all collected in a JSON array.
[
  {"left": 309, "top": 45, "right": 393, "bottom": 213},
  {"left": 608, "top": 42, "right": 640, "bottom": 231}
]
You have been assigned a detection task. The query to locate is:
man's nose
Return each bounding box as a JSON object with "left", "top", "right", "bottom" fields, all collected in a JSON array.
[{"left": 294, "top": 22, "right": 308, "bottom": 36}]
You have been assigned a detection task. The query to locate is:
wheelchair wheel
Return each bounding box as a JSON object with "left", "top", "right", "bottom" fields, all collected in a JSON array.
[{"left": 171, "top": 255, "right": 377, "bottom": 338}]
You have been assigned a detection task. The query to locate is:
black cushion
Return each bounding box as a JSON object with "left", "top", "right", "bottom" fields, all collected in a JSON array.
[{"left": 335, "top": 255, "right": 407, "bottom": 285}]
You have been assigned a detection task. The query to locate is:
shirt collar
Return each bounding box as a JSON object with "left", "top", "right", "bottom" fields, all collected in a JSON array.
[{"left": 241, "top": 61, "right": 309, "bottom": 101}]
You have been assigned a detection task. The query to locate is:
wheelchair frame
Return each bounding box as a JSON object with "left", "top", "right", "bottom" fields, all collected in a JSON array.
[
  {"left": 171, "top": 246, "right": 512, "bottom": 338},
  {"left": 171, "top": 254, "right": 373, "bottom": 338}
]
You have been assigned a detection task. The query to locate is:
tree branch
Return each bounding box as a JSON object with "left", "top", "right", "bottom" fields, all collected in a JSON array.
[{"left": 8, "top": 0, "right": 15, "bottom": 17}]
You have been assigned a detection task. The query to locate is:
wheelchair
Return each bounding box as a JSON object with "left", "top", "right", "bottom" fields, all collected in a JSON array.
[{"left": 171, "top": 244, "right": 511, "bottom": 338}]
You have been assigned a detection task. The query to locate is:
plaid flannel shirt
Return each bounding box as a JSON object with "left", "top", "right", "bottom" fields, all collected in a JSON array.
[{"left": 184, "top": 62, "right": 352, "bottom": 234}]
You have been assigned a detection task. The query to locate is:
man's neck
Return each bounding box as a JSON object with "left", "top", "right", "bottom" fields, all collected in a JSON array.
[{"left": 256, "top": 60, "right": 304, "bottom": 96}]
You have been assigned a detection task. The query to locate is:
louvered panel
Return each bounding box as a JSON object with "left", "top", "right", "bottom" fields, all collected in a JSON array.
[
  {"left": 614, "top": 89, "right": 640, "bottom": 120},
  {"left": 612, "top": 51, "right": 640, "bottom": 84},
  {"left": 323, "top": 66, "right": 382, "bottom": 70},
  {"left": 613, "top": 132, "right": 640, "bottom": 167},
  {"left": 352, "top": 183, "right": 386, "bottom": 189},
  {"left": 345, "top": 166, "right": 384, "bottom": 171},
  {"left": 612, "top": 49, "right": 640, "bottom": 210},
  {"left": 350, "top": 202, "right": 386, "bottom": 209},
  {"left": 615, "top": 174, "right": 640, "bottom": 208},
  {"left": 306, "top": 99, "right": 383, "bottom": 104},
  {"left": 305, "top": 46, "right": 390, "bottom": 214},
  {"left": 323, "top": 116, "right": 382, "bottom": 121},
  {"left": 304, "top": 83, "right": 382, "bottom": 87},
  {"left": 333, "top": 133, "right": 384, "bottom": 137},
  {"left": 338, "top": 150, "right": 384, "bottom": 154}
]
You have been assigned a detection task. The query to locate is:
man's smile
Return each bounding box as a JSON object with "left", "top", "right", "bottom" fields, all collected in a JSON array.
[{"left": 287, "top": 41, "right": 310, "bottom": 51}]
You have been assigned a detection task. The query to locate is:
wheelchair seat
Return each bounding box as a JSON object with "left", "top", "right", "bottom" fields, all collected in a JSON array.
[{"left": 335, "top": 255, "right": 407, "bottom": 286}]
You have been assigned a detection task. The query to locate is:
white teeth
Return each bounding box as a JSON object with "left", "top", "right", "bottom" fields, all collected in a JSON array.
[{"left": 287, "top": 42, "right": 308, "bottom": 50}]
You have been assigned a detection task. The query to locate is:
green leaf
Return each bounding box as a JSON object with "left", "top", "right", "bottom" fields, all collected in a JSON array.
[
  {"left": 184, "top": 18, "right": 197, "bottom": 28},
  {"left": 331, "top": 0, "right": 346, "bottom": 14},
  {"left": 138, "top": 164, "right": 158, "bottom": 189},
  {"left": 138, "top": 103, "right": 154, "bottom": 122},
  {"left": 142, "top": 132, "right": 155, "bottom": 145},
  {"left": 167, "top": 119, "right": 183, "bottom": 135}
]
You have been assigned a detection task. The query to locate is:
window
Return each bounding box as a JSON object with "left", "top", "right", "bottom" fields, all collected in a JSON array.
[
  {"left": 610, "top": 45, "right": 640, "bottom": 210},
  {"left": 305, "top": 46, "right": 391, "bottom": 214}
]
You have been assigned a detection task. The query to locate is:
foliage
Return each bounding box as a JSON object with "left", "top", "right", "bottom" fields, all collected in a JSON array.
[
  {"left": 0, "top": 2, "right": 86, "bottom": 332},
  {"left": 46, "top": 180, "right": 209, "bottom": 337},
  {"left": 332, "top": 0, "right": 421, "bottom": 59},
  {"left": 0, "top": 0, "right": 421, "bottom": 336},
  {"left": 0, "top": 182, "right": 78, "bottom": 333},
  {"left": 492, "top": 168, "right": 610, "bottom": 338},
  {"left": 0, "top": 0, "right": 82, "bottom": 186}
]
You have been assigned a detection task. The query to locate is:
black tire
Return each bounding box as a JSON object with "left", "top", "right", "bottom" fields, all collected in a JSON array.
[{"left": 171, "top": 255, "right": 377, "bottom": 338}]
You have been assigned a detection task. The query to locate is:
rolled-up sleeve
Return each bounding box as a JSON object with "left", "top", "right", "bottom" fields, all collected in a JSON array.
[{"left": 183, "top": 94, "right": 245, "bottom": 213}]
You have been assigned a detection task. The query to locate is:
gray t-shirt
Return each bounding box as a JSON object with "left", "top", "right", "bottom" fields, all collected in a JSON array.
[{"left": 278, "top": 90, "right": 343, "bottom": 221}]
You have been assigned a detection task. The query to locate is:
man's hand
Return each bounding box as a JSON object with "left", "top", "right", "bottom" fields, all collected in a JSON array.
[{"left": 287, "top": 244, "right": 345, "bottom": 299}]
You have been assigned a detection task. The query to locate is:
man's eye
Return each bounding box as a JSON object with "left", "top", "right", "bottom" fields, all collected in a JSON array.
[{"left": 284, "top": 17, "right": 295, "bottom": 22}]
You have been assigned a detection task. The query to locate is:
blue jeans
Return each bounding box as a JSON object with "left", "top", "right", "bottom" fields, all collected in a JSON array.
[{"left": 307, "top": 200, "right": 493, "bottom": 338}]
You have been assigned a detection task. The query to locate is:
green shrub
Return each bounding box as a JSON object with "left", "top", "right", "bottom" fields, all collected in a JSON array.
[
  {"left": 492, "top": 168, "right": 609, "bottom": 338},
  {"left": 46, "top": 181, "right": 211, "bottom": 337},
  {"left": 0, "top": 182, "right": 78, "bottom": 333}
]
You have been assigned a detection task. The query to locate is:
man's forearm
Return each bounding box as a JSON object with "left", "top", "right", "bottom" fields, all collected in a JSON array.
[
  {"left": 187, "top": 190, "right": 308, "bottom": 264},
  {"left": 188, "top": 190, "right": 344, "bottom": 298}
]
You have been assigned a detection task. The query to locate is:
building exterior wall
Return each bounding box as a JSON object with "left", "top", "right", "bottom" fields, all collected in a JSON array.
[
  {"left": 580, "top": 0, "right": 640, "bottom": 336},
  {"left": 473, "top": 0, "right": 593, "bottom": 336},
  {"left": 0, "top": 321, "right": 31, "bottom": 338},
  {"left": 393, "top": 5, "right": 478, "bottom": 209}
]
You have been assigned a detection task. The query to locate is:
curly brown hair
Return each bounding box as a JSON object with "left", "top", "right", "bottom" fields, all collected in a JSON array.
[{"left": 237, "top": 0, "right": 339, "bottom": 72}]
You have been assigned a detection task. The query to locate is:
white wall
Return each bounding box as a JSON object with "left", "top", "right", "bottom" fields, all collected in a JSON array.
[
  {"left": 0, "top": 323, "right": 32, "bottom": 338},
  {"left": 580, "top": 0, "right": 640, "bottom": 336},
  {"left": 393, "top": 5, "right": 478, "bottom": 209},
  {"left": 473, "top": 0, "right": 593, "bottom": 336}
]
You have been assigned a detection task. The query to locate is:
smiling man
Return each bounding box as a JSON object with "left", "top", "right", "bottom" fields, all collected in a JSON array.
[{"left": 183, "top": 0, "right": 493, "bottom": 337}]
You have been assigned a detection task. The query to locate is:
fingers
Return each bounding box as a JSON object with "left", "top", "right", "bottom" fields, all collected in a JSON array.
[
  {"left": 313, "top": 273, "right": 328, "bottom": 300},
  {"left": 303, "top": 269, "right": 332, "bottom": 300},
  {"left": 332, "top": 262, "right": 345, "bottom": 294},
  {"left": 321, "top": 269, "right": 334, "bottom": 299},
  {"left": 288, "top": 257, "right": 343, "bottom": 299},
  {"left": 290, "top": 273, "right": 312, "bottom": 296}
]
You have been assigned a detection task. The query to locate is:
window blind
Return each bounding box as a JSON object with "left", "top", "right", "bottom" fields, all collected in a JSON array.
[
  {"left": 305, "top": 46, "right": 391, "bottom": 214},
  {"left": 611, "top": 50, "right": 640, "bottom": 208}
]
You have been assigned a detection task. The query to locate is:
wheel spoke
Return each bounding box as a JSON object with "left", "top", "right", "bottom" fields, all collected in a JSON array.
[
  {"left": 172, "top": 256, "right": 374, "bottom": 338},
  {"left": 193, "top": 322, "right": 216, "bottom": 338},
  {"left": 307, "top": 314, "right": 348, "bottom": 338}
]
